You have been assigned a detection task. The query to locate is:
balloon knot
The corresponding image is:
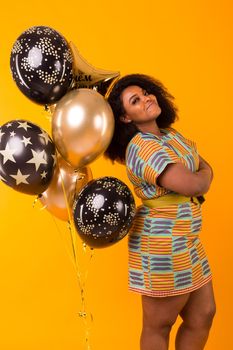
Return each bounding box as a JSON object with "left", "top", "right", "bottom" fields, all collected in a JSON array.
[{"left": 78, "top": 311, "right": 87, "bottom": 318}]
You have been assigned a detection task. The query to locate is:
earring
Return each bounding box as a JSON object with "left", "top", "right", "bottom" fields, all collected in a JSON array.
[{"left": 120, "top": 115, "right": 131, "bottom": 123}]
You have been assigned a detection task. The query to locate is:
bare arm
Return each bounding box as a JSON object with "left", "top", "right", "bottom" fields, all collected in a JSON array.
[{"left": 157, "top": 155, "right": 213, "bottom": 197}]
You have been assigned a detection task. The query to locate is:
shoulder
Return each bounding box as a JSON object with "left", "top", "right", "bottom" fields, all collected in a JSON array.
[
  {"left": 171, "top": 128, "right": 197, "bottom": 149},
  {"left": 165, "top": 127, "right": 180, "bottom": 137},
  {"left": 126, "top": 132, "right": 167, "bottom": 167},
  {"left": 126, "top": 132, "right": 161, "bottom": 153},
  {"left": 129, "top": 132, "right": 165, "bottom": 145}
]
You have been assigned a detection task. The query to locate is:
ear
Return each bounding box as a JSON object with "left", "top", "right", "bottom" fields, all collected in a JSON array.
[{"left": 120, "top": 114, "right": 132, "bottom": 124}]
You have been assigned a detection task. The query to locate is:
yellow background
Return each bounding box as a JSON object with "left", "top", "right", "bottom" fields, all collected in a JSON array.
[{"left": 0, "top": 0, "right": 232, "bottom": 349}]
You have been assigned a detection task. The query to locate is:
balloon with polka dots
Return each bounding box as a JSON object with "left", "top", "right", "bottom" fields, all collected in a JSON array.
[
  {"left": 10, "top": 26, "right": 73, "bottom": 105},
  {"left": 73, "top": 176, "right": 136, "bottom": 248}
]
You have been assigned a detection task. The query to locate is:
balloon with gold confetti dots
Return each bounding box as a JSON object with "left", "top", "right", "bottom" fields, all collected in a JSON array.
[
  {"left": 73, "top": 176, "right": 136, "bottom": 248},
  {"left": 10, "top": 26, "right": 73, "bottom": 105}
]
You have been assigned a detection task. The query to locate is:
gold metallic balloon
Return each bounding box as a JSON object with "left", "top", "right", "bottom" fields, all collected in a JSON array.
[
  {"left": 52, "top": 89, "right": 115, "bottom": 169},
  {"left": 40, "top": 154, "right": 92, "bottom": 221},
  {"left": 69, "top": 42, "right": 120, "bottom": 97}
]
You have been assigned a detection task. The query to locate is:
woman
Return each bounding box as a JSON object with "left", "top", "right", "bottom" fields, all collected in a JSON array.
[{"left": 104, "top": 74, "right": 216, "bottom": 350}]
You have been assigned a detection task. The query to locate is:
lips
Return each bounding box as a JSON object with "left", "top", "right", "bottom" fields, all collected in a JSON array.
[{"left": 146, "top": 101, "right": 155, "bottom": 110}]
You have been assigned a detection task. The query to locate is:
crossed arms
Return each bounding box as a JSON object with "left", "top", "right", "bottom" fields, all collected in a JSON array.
[{"left": 157, "top": 156, "right": 213, "bottom": 197}]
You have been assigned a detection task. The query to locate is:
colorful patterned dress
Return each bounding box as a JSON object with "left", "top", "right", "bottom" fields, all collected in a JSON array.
[{"left": 126, "top": 128, "right": 212, "bottom": 297}]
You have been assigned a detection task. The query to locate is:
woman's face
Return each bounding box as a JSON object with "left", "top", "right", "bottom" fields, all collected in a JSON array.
[{"left": 120, "top": 85, "right": 161, "bottom": 126}]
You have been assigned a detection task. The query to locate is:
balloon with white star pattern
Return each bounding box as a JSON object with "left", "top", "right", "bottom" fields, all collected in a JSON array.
[
  {"left": 73, "top": 176, "right": 136, "bottom": 248},
  {"left": 0, "top": 120, "right": 56, "bottom": 195},
  {"left": 10, "top": 26, "right": 73, "bottom": 105}
]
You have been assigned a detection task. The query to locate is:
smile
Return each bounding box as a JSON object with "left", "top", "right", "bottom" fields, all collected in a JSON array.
[{"left": 146, "top": 101, "right": 156, "bottom": 110}]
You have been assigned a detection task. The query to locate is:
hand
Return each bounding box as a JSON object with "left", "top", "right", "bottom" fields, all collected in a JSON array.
[{"left": 198, "top": 156, "right": 214, "bottom": 181}]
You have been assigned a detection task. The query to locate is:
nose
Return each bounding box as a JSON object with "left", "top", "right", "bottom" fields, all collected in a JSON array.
[
  {"left": 144, "top": 95, "right": 152, "bottom": 106},
  {"left": 143, "top": 94, "right": 151, "bottom": 102}
]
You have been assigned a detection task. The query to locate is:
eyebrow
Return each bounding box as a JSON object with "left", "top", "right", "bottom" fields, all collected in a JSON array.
[
  {"left": 129, "top": 94, "right": 138, "bottom": 103},
  {"left": 128, "top": 88, "right": 145, "bottom": 103}
]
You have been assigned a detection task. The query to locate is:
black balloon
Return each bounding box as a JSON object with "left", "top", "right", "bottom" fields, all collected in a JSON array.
[
  {"left": 73, "top": 176, "right": 136, "bottom": 248},
  {"left": 0, "top": 120, "right": 55, "bottom": 195},
  {"left": 10, "top": 26, "right": 73, "bottom": 105}
]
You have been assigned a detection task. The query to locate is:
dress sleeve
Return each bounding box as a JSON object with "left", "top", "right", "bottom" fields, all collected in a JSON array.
[{"left": 138, "top": 140, "right": 180, "bottom": 185}]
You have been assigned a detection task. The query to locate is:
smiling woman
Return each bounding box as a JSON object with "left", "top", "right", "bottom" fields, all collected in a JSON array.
[
  {"left": 120, "top": 86, "right": 162, "bottom": 135},
  {"left": 105, "top": 74, "right": 177, "bottom": 163},
  {"left": 104, "top": 74, "right": 215, "bottom": 350}
]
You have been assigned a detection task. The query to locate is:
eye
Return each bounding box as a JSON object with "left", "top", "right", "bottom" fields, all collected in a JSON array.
[{"left": 132, "top": 97, "right": 140, "bottom": 105}]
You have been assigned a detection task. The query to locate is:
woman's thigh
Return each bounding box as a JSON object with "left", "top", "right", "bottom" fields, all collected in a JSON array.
[
  {"left": 141, "top": 292, "right": 190, "bottom": 328},
  {"left": 179, "top": 281, "right": 216, "bottom": 327}
]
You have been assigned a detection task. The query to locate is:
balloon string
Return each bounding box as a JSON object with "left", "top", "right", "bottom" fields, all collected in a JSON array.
[
  {"left": 74, "top": 171, "right": 86, "bottom": 199},
  {"left": 66, "top": 220, "right": 93, "bottom": 350},
  {"left": 59, "top": 164, "right": 93, "bottom": 350},
  {"left": 52, "top": 216, "right": 94, "bottom": 317},
  {"left": 48, "top": 213, "right": 94, "bottom": 350},
  {"left": 32, "top": 195, "right": 79, "bottom": 277},
  {"left": 58, "top": 165, "right": 78, "bottom": 263},
  {"left": 67, "top": 220, "right": 78, "bottom": 264},
  {"left": 51, "top": 214, "right": 80, "bottom": 272},
  {"left": 32, "top": 173, "right": 93, "bottom": 349},
  {"left": 79, "top": 244, "right": 94, "bottom": 350}
]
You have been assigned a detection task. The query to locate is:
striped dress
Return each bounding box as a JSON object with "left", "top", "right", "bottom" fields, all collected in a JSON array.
[{"left": 126, "top": 128, "right": 212, "bottom": 297}]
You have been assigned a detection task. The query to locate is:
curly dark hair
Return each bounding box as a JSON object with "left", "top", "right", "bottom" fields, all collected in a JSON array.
[{"left": 104, "top": 74, "right": 178, "bottom": 163}]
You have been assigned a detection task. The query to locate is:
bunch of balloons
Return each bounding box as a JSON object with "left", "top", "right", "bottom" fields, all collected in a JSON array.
[{"left": 0, "top": 25, "right": 136, "bottom": 248}]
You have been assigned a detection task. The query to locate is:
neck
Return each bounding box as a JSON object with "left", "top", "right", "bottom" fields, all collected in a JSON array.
[{"left": 136, "top": 121, "right": 162, "bottom": 136}]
